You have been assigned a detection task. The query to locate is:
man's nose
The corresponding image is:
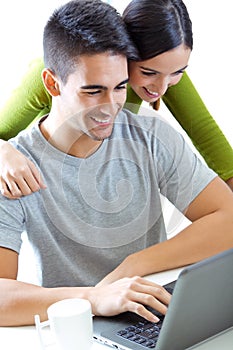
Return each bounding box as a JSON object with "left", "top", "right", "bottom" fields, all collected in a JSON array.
[{"left": 99, "top": 95, "right": 122, "bottom": 115}]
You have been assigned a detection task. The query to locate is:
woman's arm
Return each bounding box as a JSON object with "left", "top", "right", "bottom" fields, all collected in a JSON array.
[
  {"left": 0, "top": 58, "right": 51, "bottom": 140},
  {"left": 162, "top": 72, "right": 233, "bottom": 189},
  {"left": 0, "top": 58, "right": 50, "bottom": 197}
]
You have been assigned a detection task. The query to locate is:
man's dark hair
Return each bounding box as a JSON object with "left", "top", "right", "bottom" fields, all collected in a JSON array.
[{"left": 43, "top": 0, "right": 139, "bottom": 83}]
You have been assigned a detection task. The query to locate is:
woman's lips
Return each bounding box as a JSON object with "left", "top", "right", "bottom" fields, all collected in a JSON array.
[{"left": 143, "top": 87, "right": 160, "bottom": 99}]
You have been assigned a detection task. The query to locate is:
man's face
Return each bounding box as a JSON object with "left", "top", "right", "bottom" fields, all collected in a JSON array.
[{"left": 56, "top": 53, "right": 128, "bottom": 141}]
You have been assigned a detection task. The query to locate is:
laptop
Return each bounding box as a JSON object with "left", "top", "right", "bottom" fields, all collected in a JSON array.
[{"left": 93, "top": 247, "right": 233, "bottom": 350}]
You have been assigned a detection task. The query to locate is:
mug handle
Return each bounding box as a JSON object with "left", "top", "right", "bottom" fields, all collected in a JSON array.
[{"left": 35, "top": 314, "right": 51, "bottom": 350}]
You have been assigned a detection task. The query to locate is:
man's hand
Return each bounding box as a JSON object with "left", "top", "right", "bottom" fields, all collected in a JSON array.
[
  {"left": 90, "top": 276, "right": 171, "bottom": 323},
  {"left": 0, "top": 141, "right": 46, "bottom": 199}
]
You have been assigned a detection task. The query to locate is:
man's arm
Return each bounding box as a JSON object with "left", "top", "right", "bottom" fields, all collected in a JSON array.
[
  {"left": 0, "top": 247, "right": 171, "bottom": 326},
  {"left": 98, "top": 177, "right": 233, "bottom": 285}
]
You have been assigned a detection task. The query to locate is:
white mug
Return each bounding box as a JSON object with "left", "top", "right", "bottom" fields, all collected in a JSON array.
[{"left": 35, "top": 298, "right": 93, "bottom": 350}]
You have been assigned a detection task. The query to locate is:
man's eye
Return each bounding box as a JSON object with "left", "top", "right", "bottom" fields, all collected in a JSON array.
[
  {"left": 86, "top": 90, "right": 101, "bottom": 95},
  {"left": 116, "top": 85, "right": 126, "bottom": 90}
]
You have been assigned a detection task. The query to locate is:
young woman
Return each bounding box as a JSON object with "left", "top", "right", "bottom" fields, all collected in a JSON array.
[{"left": 0, "top": 0, "right": 232, "bottom": 198}]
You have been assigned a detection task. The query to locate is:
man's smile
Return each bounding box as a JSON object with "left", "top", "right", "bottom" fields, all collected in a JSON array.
[{"left": 90, "top": 116, "right": 111, "bottom": 125}]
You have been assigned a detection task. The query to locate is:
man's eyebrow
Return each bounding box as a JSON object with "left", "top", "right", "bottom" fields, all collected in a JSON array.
[
  {"left": 81, "top": 79, "right": 129, "bottom": 90},
  {"left": 117, "top": 78, "right": 129, "bottom": 86},
  {"left": 139, "top": 65, "right": 188, "bottom": 74},
  {"left": 81, "top": 84, "right": 107, "bottom": 90}
]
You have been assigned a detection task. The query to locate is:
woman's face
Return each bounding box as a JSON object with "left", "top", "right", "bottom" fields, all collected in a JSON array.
[{"left": 128, "top": 44, "right": 191, "bottom": 103}]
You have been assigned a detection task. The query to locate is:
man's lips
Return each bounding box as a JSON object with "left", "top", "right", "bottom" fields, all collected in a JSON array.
[{"left": 90, "top": 116, "right": 112, "bottom": 126}]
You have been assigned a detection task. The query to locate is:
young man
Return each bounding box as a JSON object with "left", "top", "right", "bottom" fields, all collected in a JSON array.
[{"left": 0, "top": 0, "right": 232, "bottom": 327}]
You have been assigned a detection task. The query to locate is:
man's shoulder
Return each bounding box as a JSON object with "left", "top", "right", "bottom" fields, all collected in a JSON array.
[
  {"left": 8, "top": 122, "right": 42, "bottom": 156},
  {"left": 118, "top": 108, "right": 182, "bottom": 140}
]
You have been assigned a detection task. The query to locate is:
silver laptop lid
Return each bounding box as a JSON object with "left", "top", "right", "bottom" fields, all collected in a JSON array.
[{"left": 156, "top": 247, "right": 233, "bottom": 349}]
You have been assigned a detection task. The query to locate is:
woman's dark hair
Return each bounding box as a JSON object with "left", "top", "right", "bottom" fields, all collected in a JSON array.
[
  {"left": 43, "top": 0, "right": 139, "bottom": 83},
  {"left": 122, "top": 0, "right": 193, "bottom": 60}
]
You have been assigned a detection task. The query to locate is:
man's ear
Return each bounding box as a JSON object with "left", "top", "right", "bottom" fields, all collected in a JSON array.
[{"left": 42, "top": 69, "right": 60, "bottom": 96}]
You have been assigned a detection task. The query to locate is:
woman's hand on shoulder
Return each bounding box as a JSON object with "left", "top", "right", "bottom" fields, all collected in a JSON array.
[
  {"left": 226, "top": 177, "right": 233, "bottom": 191},
  {"left": 0, "top": 140, "right": 46, "bottom": 199}
]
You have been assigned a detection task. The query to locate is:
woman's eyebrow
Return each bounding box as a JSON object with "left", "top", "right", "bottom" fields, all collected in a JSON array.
[
  {"left": 174, "top": 65, "right": 189, "bottom": 72},
  {"left": 139, "top": 65, "right": 188, "bottom": 74},
  {"left": 139, "top": 66, "right": 160, "bottom": 73}
]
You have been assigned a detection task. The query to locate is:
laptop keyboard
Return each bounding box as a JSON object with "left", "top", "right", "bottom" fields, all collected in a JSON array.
[
  {"left": 116, "top": 317, "right": 164, "bottom": 348},
  {"left": 116, "top": 285, "right": 174, "bottom": 348}
]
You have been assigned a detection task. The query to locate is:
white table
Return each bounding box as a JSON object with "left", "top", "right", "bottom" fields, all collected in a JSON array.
[{"left": 1, "top": 268, "right": 233, "bottom": 349}]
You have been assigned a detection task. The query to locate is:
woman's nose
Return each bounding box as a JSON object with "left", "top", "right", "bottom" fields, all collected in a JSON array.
[{"left": 156, "top": 76, "right": 171, "bottom": 96}]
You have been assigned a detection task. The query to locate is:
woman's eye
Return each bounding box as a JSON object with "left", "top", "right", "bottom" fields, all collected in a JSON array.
[
  {"left": 173, "top": 70, "right": 185, "bottom": 76},
  {"left": 141, "top": 71, "right": 156, "bottom": 76}
]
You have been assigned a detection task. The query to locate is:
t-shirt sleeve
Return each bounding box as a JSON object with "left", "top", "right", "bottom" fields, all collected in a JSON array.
[
  {"left": 153, "top": 118, "right": 217, "bottom": 212},
  {"left": 0, "top": 196, "right": 24, "bottom": 253}
]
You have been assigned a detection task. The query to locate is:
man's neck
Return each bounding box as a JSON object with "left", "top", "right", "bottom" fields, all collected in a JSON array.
[
  {"left": 39, "top": 115, "right": 102, "bottom": 158},
  {"left": 69, "top": 135, "right": 103, "bottom": 158}
]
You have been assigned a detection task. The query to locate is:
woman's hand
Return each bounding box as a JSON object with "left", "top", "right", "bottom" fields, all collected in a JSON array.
[
  {"left": 0, "top": 140, "right": 46, "bottom": 199},
  {"left": 226, "top": 177, "right": 233, "bottom": 191},
  {"left": 90, "top": 276, "right": 171, "bottom": 323}
]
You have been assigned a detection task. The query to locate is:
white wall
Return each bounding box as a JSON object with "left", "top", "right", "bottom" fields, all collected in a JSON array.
[
  {"left": 0, "top": 0, "right": 65, "bottom": 105},
  {"left": 184, "top": 0, "right": 232, "bottom": 146}
]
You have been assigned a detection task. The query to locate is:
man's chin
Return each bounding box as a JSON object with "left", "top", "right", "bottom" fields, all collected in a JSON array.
[
  {"left": 89, "top": 125, "right": 114, "bottom": 141},
  {"left": 91, "top": 133, "right": 109, "bottom": 141}
]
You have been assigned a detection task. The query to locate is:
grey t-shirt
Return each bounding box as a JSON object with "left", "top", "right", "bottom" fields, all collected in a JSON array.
[{"left": 0, "top": 109, "right": 216, "bottom": 287}]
